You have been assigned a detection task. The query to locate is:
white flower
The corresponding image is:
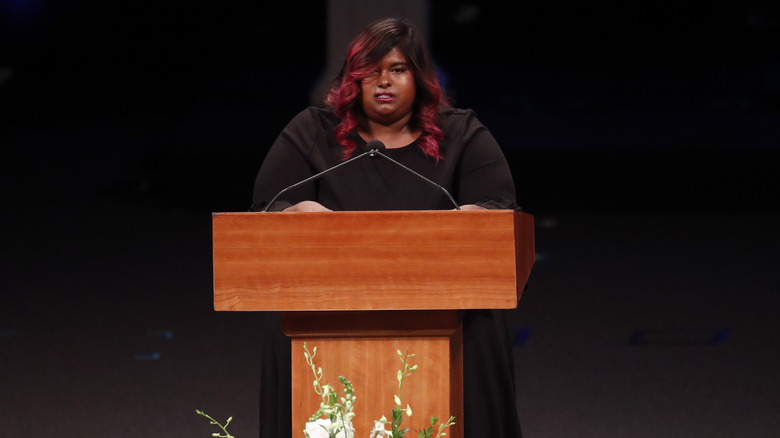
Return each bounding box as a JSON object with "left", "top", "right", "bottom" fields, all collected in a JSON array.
[
  {"left": 305, "top": 418, "right": 355, "bottom": 438},
  {"left": 305, "top": 419, "right": 330, "bottom": 438},
  {"left": 405, "top": 404, "right": 412, "bottom": 417},
  {"left": 370, "top": 420, "right": 392, "bottom": 438},
  {"left": 394, "top": 395, "right": 401, "bottom": 406}
]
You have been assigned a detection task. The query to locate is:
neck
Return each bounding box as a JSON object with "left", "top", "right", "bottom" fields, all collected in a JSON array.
[{"left": 359, "top": 114, "right": 420, "bottom": 149}]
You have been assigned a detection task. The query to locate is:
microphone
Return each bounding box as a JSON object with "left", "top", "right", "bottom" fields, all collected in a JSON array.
[
  {"left": 260, "top": 146, "right": 378, "bottom": 212},
  {"left": 261, "top": 140, "right": 460, "bottom": 212},
  {"left": 363, "top": 140, "right": 460, "bottom": 210}
]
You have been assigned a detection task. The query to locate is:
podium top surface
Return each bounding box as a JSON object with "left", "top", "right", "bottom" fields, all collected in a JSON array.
[{"left": 212, "top": 210, "right": 534, "bottom": 311}]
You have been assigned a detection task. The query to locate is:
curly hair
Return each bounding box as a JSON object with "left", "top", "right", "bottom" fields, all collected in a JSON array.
[{"left": 325, "top": 18, "right": 449, "bottom": 160}]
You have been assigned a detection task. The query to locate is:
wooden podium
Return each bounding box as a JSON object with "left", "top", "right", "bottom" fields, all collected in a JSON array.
[{"left": 212, "top": 210, "right": 534, "bottom": 437}]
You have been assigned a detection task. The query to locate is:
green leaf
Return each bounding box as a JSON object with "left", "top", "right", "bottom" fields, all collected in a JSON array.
[{"left": 392, "top": 407, "right": 402, "bottom": 422}]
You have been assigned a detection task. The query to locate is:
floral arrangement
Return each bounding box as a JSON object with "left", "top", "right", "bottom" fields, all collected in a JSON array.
[
  {"left": 303, "top": 343, "right": 356, "bottom": 438},
  {"left": 196, "top": 345, "right": 454, "bottom": 438},
  {"left": 303, "top": 343, "right": 454, "bottom": 438}
]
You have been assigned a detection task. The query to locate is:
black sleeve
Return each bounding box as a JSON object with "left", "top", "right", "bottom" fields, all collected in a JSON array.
[
  {"left": 453, "top": 110, "right": 520, "bottom": 210},
  {"left": 250, "top": 109, "right": 322, "bottom": 211}
]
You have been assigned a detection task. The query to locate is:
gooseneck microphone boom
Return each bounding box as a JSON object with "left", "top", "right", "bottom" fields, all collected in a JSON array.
[
  {"left": 261, "top": 147, "right": 378, "bottom": 212},
  {"left": 261, "top": 139, "right": 460, "bottom": 211},
  {"left": 363, "top": 140, "right": 460, "bottom": 210}
]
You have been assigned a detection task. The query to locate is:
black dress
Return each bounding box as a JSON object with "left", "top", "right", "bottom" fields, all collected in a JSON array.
[{"left": 251, "top": 106, "right": 523, "bottom": 438}]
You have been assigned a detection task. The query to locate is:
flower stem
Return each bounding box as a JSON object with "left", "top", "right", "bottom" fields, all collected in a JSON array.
[{"left": 195, "top": 410, "right": 235, "bottom": 438}]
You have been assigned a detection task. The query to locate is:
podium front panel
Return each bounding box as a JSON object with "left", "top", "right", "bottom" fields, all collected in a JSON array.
[{"left": 213, "top": 210, "right": 533, "bottom": 311}]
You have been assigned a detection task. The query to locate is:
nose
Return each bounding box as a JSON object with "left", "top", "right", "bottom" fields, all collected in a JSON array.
[{"left": 377, "top": 71, "right": 391, "bottom": 87}]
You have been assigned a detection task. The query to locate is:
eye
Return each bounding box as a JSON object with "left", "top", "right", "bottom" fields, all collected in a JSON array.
[{"left": 361, "top": 70, "right": 379, "bottom": 81}]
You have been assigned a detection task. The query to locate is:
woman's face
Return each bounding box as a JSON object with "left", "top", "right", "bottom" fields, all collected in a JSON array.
[{"left": 360, "top": 47, "right": 416, "bottom": 126}]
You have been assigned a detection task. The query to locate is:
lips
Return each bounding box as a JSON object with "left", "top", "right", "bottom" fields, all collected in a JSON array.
[{"left": 374, "top": 93, "right": 396, "bottom": 103}]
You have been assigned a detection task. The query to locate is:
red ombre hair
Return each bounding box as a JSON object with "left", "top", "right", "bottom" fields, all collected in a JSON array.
[{"left": 325, "top": 18, "right": 449, "bottom": 160}]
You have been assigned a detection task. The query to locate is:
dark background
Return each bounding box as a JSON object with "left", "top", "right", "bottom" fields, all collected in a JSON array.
[
  {"left": 3, "top": 0, "right": 778, "bottom": 215},
  {"left": 1, "top": 1, "right": 779, "bottom": 437}
]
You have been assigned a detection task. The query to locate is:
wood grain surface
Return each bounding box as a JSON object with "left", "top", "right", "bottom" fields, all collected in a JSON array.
[{"left": 212, "top": 210, "right": 534, "bottom": 311}]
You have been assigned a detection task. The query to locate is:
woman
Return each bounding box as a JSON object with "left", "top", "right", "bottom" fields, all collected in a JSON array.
[{"left": 251, "top": 18, "right": 523, "bottom": 438}]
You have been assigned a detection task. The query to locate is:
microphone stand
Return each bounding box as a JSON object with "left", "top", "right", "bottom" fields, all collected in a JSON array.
[
  {"left": 261, "top": 149, "right": 376, "bottom": 212},
  {"left": 368, "top": 148, "right": 460, "bottom": 210},
  {"left": 261, "top": 142, "right": 461, "bottom": 212}
]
